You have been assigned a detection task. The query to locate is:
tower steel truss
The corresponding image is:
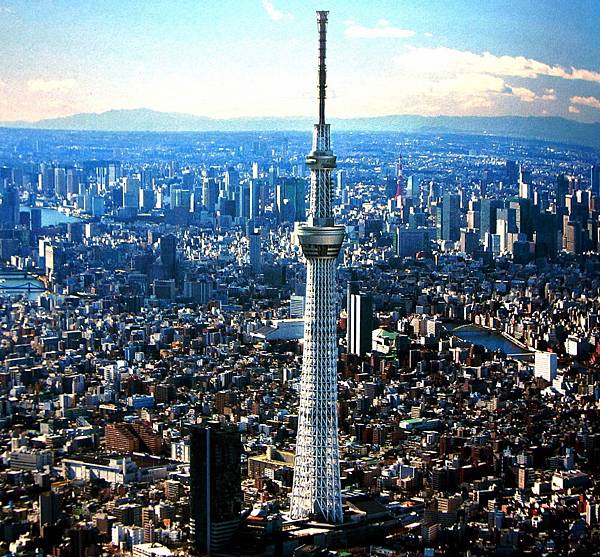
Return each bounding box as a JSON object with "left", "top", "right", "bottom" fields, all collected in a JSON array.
[{"left": 290, "top": 10, "right": 344, "bottom": 524}]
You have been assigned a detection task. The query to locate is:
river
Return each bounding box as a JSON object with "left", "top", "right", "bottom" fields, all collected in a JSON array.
[
  {"left": 0, "top": 208, "right": 78, "bottom": 302},
  {"left": 0, "top": 272, "right": 46, "bottom": 302},
  {"left": 26, "top": 207, "right": 82, "bottom": 227},
  {"left": 447, "top": 324, "right": 529, "bottom": 355}
]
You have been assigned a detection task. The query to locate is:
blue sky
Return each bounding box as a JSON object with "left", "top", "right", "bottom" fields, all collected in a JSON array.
[{"left": 1, "top": 0, "right": 599, "bottom": 122}]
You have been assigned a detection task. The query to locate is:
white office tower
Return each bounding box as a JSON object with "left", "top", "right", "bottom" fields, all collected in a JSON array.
[
  {"left": 290, "top": 10, "right": 344, "bottom": 524},
  {"left": 534, "top": 351, "right": 557, "bottom": 382},
  {"left": 346, "top": 281, "right": 373, "bottom": 357},
  {"left": 519, "top": 166, "right": 533, "bottom": 200}
]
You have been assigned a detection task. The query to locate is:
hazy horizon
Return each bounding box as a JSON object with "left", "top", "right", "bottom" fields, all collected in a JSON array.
[{"left": 4, "top": 106, "right": 600, "bottom": 126}]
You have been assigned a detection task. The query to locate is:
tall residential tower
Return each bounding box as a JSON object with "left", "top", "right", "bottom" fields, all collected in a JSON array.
[{"left": 290, "top": 10, "right": 345, "bottom": 524}]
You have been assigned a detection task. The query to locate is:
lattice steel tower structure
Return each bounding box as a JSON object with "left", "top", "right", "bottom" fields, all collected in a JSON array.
[{"left": 290, "top": 10, "right": 344, "bottom": 524}]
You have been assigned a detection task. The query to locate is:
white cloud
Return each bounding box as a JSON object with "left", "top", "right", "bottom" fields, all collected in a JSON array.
[
  {"left": 570, "top": 95, "right": 600, "bottom": 109},
  {"left": 395, "top": 46, "right": 600, "bottom": 84},
  {"left": 27, "top": 78, "right": 76, "bottom": 93},
  {"left": 568, "top": 105, "right": 581, "bottom": 114},
  {"left": 504, "top": 85, "right": 556, "bottom": 103},
  {"left": 261, "top": 0, "right": 292, "bottom": 22},
  {"left": 333, "top": 45, "right": 573, "bottom": 119},
  {"left": 345, "top": 19, "right": 415, "bottom": 39},
  {"left": 513, "top": 87, "right": 538, "bottom": 102},
  {"left": 375, "top": 45, "right": 600, "bottom": 115}
]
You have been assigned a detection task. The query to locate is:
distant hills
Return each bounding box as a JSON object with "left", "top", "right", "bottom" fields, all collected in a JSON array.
[{"left": 2, "top": 108, "right": 600, "bottom": 149}]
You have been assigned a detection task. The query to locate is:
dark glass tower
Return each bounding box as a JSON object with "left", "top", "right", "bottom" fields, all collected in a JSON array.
[
  {"left": 160, "top": 233, "right": 177, "bottom": 278},
  {"left": 592, "top": 164, "right": 600, "bottom": 199},
  {"left": 0, "top": 185, "right": 19, "bottom": 229},
  {"left": 190, "top": 422, "right": 242, "bottom": 555}
]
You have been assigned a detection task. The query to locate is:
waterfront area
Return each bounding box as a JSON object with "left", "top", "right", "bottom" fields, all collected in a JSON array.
[
  {"left": 25, "top": 206, "right": 83, "bottom": 227},
  {"left": 0, "top": 270, "right": 46, "bottom": 300},
  {"left": 448, "top": 324, "right": 530, "bottom": 355}
]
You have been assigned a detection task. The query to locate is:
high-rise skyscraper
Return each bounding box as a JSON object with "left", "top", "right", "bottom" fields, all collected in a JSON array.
[
  {"left": 290, "top": 11, "right": 344, "bottom": 524},
  {"left": 0, "top": 185, "right": 19, "bottom": 229},
  {"left": 276, "top": 178, "right": 306, "bottom": 223},
  {"left": 249, "top": 179, "right": 261, "bottom": 220},
  {"left": 518, "top": 166, "right": 533, "bottom": 200},
  {"left": 190, "top": 422, "right": 241, "bottom": 555},
  {"left": 39, "top": 491, "right": 62, "bottom": 528},
  {"left": 533, "top": 211, "right": 559, "bottom": 260},
  {"left": 237, "top": 183, "right": 250, "bottom": 220},
  {"left": 460, "top": 229, "right": 479, "bottom": 256},
  {"left": 160, "top": 234, "right": 177, "bottom": 278},
  {"left": 441, "top": 192, "right": 460, "bottom": 242},
  {"left": 30, "top": 207, "right": 42, "bottom": 231},
  {"left": 202, "top": 175, "right": 219, "bottom": 213},
  {"left": 336, "top": 169, "right": 345, "bottom": 200},
  {"left": 248, "top": 227, "right": 262, "bottom": 274},
  {"left": 122, "top": 176, "right": 140, "bottom": 210},
  {"left": 54, "top": 167, "right": 67, "bottom": 198},
  {"left": 406, "top": 175, "right": 421, "bottom": 201},
  {"left": 514, "top": 198, "right": 535, "bottom": 238},
  {"left": 591, "top": 164, "right": 600, "bottom": 199},
  {"left": 396, "top": 227, "right": 430, "bottom": 258},
  {"left": 346, "top": 281, "right": 374, "bottom": 356},
  {"left": 224, "top": 167, "right": 239, "bottom": 197},
  {"left": 556, "top": 174, "right": 571, "bottom": 208},
  {"left": 39, "top": 163, "right": 55, "bottom": 196},
  {"left": 505, "top": 160, "right": 519, "bottom": 184},
  {"left": 479, "top": 199, "right": 502, "bottom": 240}
]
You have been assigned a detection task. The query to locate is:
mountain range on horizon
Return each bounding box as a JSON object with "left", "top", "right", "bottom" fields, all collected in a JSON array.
[{"left": 2, "top": 108, "right": 600, "bottom": 150}]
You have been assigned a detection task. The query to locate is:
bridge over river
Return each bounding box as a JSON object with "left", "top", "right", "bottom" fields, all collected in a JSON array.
[
  {"left": 448, "top": 323, "right": 532, "bottom": 357},
  {"left": 0, "top": 282, "right": 46, "bottom": 292},
  {"left": 0, "top": 269, "right": 47, "bottom": 299}
]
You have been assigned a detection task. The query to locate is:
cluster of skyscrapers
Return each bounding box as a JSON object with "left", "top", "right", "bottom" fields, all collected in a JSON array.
[{"left": 0, "top": 9, "right": 599, "bottom": 557}]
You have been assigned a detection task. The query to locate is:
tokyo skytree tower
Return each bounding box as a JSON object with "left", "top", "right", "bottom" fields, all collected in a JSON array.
[{"left": 290, "top": 10, "right": 344, "bottom": 524}]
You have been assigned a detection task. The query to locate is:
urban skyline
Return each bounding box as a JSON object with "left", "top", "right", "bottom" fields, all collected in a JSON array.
[
  {"left": 0, "top": 3, "right": 599, "bottom": 557},
  {"left": 1, "top": 1, "right": 600, "bottom": 122}
]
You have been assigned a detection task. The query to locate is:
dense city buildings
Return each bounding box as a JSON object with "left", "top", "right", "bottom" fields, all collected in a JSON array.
[{"left": 0, "top": 115, "right": 599, "bottom": 555}]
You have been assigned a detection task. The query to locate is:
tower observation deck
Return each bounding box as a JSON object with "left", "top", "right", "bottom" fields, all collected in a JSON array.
[{"left": 290, "top": 10, "right": 344, "bottom": 524}]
